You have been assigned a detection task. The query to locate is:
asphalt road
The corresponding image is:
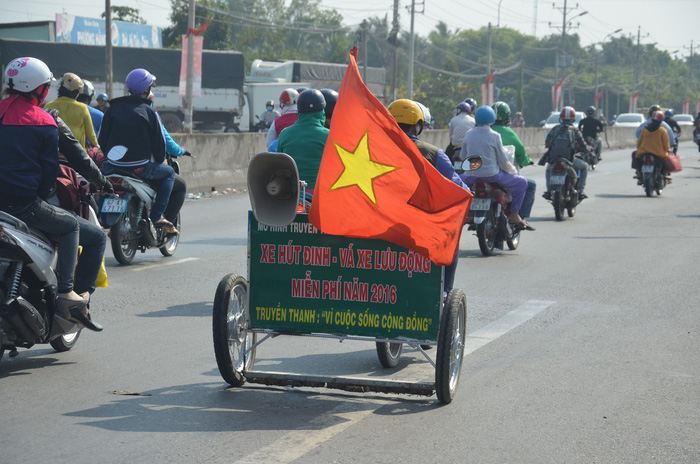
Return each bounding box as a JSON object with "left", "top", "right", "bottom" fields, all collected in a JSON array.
[{"left": 1, "top": 142, "right": 699, "bottom": 463}]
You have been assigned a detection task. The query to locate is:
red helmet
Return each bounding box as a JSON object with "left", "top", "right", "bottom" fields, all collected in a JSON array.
[
  {"left": 560, "top": 106, "right": 576, "bottom": 123},
  {"left": 279, "top": 88, "right": 299, "bottom": 108},
  {"left": 651, "top": 110, "right": 665, "bottom": 122}
]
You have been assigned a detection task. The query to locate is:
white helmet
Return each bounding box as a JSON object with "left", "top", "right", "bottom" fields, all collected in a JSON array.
[
  {"left": 80, "top": 79, "right": 95, "bottom": 98},
  {"left": 4, "top": 57, "right": 54, "bottom": 92},
  {"left": 279, "top": 88, "right": 299, "bottom": 108}
]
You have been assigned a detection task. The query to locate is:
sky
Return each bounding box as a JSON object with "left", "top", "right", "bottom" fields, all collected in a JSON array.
[{"left": 1, "top": 0, "right": 698, "bottom": 57}]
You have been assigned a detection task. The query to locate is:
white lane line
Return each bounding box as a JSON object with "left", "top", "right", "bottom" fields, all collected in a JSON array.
[
  {"left": 464, "top": 299, "right": 555, "bottom": 355},
  {"left": 131, "top": 257, "right": 200, "bottom": 271},
  {"left": 233, "top": 401, "right": 381, "bottom": 464},
  {"left": 232, "top": 300, "right": 556, "bottom": 463}
]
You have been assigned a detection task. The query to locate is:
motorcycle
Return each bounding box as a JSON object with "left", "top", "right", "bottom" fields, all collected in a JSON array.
[
  {"left": 583, "top": 136, "right": 602, "bottom": 169},
  {"left": 100, "top": 154, "right": 188, "bottom": 265},
  {"left": 545, "top": 157, "right": 583, "bottom": 221},
  {"left": 0, "top": 211, "right": 87, "bottom": 361},
  {"left": 637, "top": 152, "right": 668, "bottom": 197},
  {"left": 466, "top": 179, "right": 520, "bottom": 256}
]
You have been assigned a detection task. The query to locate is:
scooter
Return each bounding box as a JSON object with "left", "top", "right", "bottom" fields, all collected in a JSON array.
[
  {"left": 545, "top": 157, "right": 582, "bottom": 221},
  {"left": 466, "top": 179, "right": 520, "bottom": 256},
  {"left": 0, "top": 212, "right": 87, "bottom": 361}
]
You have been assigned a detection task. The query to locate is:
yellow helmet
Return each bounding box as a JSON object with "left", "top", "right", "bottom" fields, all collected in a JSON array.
[{"left": 388, "top": 99, "right": 423, "bottom": 126}]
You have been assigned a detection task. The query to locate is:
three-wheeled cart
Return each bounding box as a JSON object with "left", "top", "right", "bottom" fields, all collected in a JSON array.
[{"left": 212, "top": 212, "right": 467, "bottom": 404}]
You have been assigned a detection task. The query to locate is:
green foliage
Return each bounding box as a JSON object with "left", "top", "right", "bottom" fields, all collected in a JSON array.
[
  {"left": 101, "top": 6, "right": 146, "bottom": 24},
  {"left": 160, "top": 2, "right": 699, "bottom": 120}
]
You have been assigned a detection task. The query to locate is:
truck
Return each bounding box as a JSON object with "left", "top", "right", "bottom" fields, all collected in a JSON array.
[
  {"left": 243, "top": 59, "right": 386, "bottom": 132},
  {"left": 0, "top": 38, "right": 245, "bottom": 133}
]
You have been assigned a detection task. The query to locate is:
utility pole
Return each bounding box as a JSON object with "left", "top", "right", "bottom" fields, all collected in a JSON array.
[
  {"left": 104, "top": 0, "right": 113, "bottom": 99},
  {"left": 407, "top": 0, "right": 415, "bottom": 98},
  {"left": 685, "top": 40, "right": 694, "bottom": 101},
  {"left": 550, "top": 1, "right": 586, "bottom": 110},
  {"left": 184, "top": 0, "right": 195, "bottom": 133},
  {"left": 389, "top": 0, "right": 399, "bottom": 102},
  {"left": 487, "top": 22, "right": 492, "bottom": 80},
  {"left": 361, "top": 20, "right": 368, "bottom": 82}
]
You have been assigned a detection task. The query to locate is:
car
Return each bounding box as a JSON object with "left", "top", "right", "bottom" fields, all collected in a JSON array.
[
  {"left": 613, "top": 113, "right": 645, "bottom": 127},
  {"left": 673, "top": 113, "right": 695, "bottom": 127},
  {"left": 542, "top": 111, "right": 585, "bottom": 129}
]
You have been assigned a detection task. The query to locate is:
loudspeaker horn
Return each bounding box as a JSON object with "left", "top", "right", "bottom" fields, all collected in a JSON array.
[{"left": 247, "top": 152, "right": 300, "bottom": 227}]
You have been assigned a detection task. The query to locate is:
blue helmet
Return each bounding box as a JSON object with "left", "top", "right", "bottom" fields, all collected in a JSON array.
[
  {"left": 97, "top": 92, "right": 109, "bottom": 101},
  {"left": 474, "top": 105, "right": 496, "bottom": 126},
  {"left": 664, "top": 109, "right": 674, "bottom": 118},
  {"left": 125, "top": 68, "right": 155, "bottom": 95}
]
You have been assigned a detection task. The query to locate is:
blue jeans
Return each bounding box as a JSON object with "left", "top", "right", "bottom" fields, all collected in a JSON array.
[
  {"left": 3, "top": 198, "right": 79, "bottom": 294},
  {"left": 104, "top": 161, "right": 175, "bottom": 222},
  {"left": 520, "top": 178, "right": 537, "bottom": 219}
]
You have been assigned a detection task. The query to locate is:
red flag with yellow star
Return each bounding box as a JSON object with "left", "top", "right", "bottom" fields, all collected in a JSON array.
[{"left": 308, "top": 48, "right": 472, "bottom": 266}]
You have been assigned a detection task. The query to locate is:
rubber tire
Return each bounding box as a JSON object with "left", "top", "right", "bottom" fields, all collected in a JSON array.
[
  {"left": 110, "top": 199, "right": 139, "bottom": 265},
  {"left": 644, "top": 176, "right": 653, "bottom": 197},
  {"left": 476, "top": 210, "right": 496, "bottom": 256},
  {"left": 506, "top": 227, "right": 520, "bottom": 250},
  {"left": 50, "top": 331, "right": 81, "bottom": 352},
  {"left": 553, "top": 190, "right": 566, "bottom": 221},
  {"left": 159, "top": 213, "right": 181, "bottom": 257},
  {"left": 376, "top": 342, "right": 403, "bottom": 368},
  {"left": 213, "top": 274, "right": 256, "bottom": 387},
  {"left": 435, "top": 288, "right": 467, "bottom": 404}
]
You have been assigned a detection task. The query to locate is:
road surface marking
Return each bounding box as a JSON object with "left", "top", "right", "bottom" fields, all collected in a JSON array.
[
  {"left": 464, "top": 299, "right": 555, "bottom": 355},
  {"left": 132, "top": 257, "right": 200, "bottom": 272},
  {"left": 233, "top": 299, "right": 555, "bottom": 463}
]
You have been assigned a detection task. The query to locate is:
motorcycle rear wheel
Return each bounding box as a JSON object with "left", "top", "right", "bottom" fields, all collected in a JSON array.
[
  {"left": 50, "top": 331, "right": 81, "bottom": 352},
  {"left": 506, "top": 227, "right": 520, "bottom": 250},
  {"left": 476, "top": 211, "right": 496, "bottom": 256},
  {"left": 110, "top": 200, "right": 139, "bottom": 265},
  {"left": 553, "top": 190, "right": 566, "bottom": 221},
  {"left": 159, "top": 213, "right": 181, "bottom": 257}
]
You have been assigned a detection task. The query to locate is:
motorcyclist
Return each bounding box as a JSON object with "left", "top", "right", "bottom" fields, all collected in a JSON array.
[
  {"left": 319, "top": 88, "right": 338, "bottom": 129},
  {"left": 541, "top": 106, "right": 590, "bottom": 200},
  {"left": 0, "top": 57, "right": 103, "bottom": 331},
  {"left": 99, "top": 67, "right": 177, "bottom": 235},
  {"left": 635, "top": 105, "right": 675, "bottom": 147},
  {"left": 463, "top": 98, "right": 478, "bottom": 116},
  {"left": 663, "top": 109, "right": 681, "bottom": 154},
  {"left": 96, "top": 92, "right": 109, "bottom": 113},
  {"left": 75, "top": 79, "right": 103, "bottom": 137},
  {"left": 578, "top": 105, "right": 605, "bottom": 161},
  {"left": 259, "top": 99, "right": 280, "bottom": 131},
  {"left": 490, "top": 101, "right": 537, "bottom": 220},
  {"left": 45, "top": 72, "right": 100, "bottom": 152},
  {"left": 276, "top": 89, "right": 329, "bottom": 192},
  {"left": 512, "top": 111, "right": 526, "bottom": 128},
  {"left": 266, "top": 88, "right": 299, "bottom": 149},
  {"left": 461, "top": 105, "right": 533, "bottom": 230},
  {"left": 147, "top": 91, "right": 188, "bottom": 230},
  {"left": 446, "top": 101, "right": 474, "bottom": 162},
  {"left": 388, "top": 98, "right": 471, "bottom": 295},
  {"left": 635, "top": 110, "right": 670, "bottom": 182}
]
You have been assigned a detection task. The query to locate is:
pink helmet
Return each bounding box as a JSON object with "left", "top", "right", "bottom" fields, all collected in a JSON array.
[{"left": 279, "top": 88, "right": 299, "bottom": 108}]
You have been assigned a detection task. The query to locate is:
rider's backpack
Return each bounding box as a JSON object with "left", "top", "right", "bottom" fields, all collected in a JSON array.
[{"left": 548, "top": 125, "right": 575, "bottom": 160}]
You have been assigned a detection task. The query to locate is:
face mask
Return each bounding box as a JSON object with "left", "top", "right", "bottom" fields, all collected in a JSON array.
[{"left": 266, "top": 106, "right": 273, "bottom": 111}]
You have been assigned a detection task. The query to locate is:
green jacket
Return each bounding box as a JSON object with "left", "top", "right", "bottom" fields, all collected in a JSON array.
[
  {"left": 277, "top": 110, "right": 329, "bottom": 189},
  {"left": 491, "top": 124, "right": 531, "bottom": 167}
]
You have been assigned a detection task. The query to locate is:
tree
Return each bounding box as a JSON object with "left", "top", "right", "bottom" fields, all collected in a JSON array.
[
  {"left": 162, "top": 0, "right": 233, "bottom": 50},
  {"left": 101, "top": 6, "right": 146, "bottom": 24}
]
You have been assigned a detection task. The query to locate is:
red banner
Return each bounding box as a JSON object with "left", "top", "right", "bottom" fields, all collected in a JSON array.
[
  {"left": 179, "top": 35, "right": 203, "bottom": 97},
  {"left": 594, "top": 89, "right": 604, "bottom": 104}
]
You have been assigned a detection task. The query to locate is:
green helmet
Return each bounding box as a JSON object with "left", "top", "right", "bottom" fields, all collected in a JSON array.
[
  {"left": 648, "top": 104, "right": 661, "bottom": 117},
  {"left": 492, "top": 101, "right": 511, "bottom": 122}
]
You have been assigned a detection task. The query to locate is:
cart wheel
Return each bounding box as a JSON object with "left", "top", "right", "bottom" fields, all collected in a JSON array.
[
  {"left": 376, "top": 342, "right": 403, "bottom": 368},
  {"left": 435, "top": 288, "right": 467, "bottom": 404},
  {"left": 213, "top": 274, "right": 256, "bottom": 387}
]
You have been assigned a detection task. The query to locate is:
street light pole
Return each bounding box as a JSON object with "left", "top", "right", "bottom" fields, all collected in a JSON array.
[{"left": 407, "top": 0, "right": 415, "bottom": 99}]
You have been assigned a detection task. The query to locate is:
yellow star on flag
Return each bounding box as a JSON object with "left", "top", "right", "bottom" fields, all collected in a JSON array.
[{"left": 329, "top": 131, "right": 398, "bottom": 204}]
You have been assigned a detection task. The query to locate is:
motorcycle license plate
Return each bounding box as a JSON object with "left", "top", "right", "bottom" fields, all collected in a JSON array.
[
  {"left": 550, "top": 175, "right": 566, "bottom": 185},
  {"left": 101, "top": 198, "right": 128, "bottom": 213},
  {"left": 641, "top": 165, "right": 654, "bottom": 173},
  {"left": 470, "top": 198, "right": 491, "bottom": 211}
]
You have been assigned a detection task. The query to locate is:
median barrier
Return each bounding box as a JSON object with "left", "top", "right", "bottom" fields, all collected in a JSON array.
[{"left": 171, "top": 126, "right": 649, "bottom": 194}]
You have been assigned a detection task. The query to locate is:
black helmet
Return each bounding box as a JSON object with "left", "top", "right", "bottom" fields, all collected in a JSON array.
[
  {"left": 586, "top": 105, "right": 596, "bottom": 116},
  {"left": 319, "top": 88, "right": 338, "bottom": 119},
  {"left": 297, "top": 89, "right": 326, "bottom": 113},
  {"left": 648, "top": 104, "right": 661, "bottom": 117}
]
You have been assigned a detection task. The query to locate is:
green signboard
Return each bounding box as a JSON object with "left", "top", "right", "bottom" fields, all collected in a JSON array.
[{"left": 248, "top": 213, "right": 443, "bottom": 340}]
